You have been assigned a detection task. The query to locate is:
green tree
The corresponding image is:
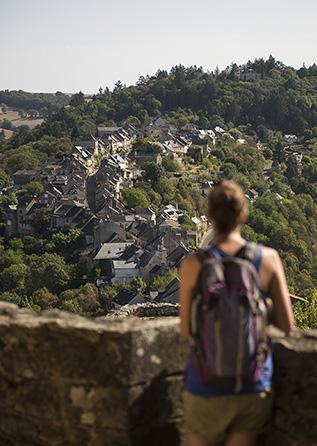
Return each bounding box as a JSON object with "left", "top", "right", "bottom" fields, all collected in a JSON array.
[
  {"left": 122, "top": 188, "right": 150, "bottom": 209},
  {"left": 0, "top": 169, "right": 8, "bottom": 189},
  {"left": 32, "top": 208, "right": 50, "bottom": 236},
  {"left": 26, "top": 253, "right": 70, "bottom": 295},
  {"left": 143, "top": 162, "right": 164, "bottom": 187},
  {"left": 130, "top": 277, "right": 147, "bottom": 295},
  {"left": 24, "top": 181, "right": 44, "bottom": 196},
  {"left": 31, "top": 287, "right": 58, "bottom": 309},
  {"left": 294, "top": 291, "right": 317, "bottom": 329},
  {"left": 0, "top": 193, "right": 18, "bottom": 207},
  {"left": 162, "top": 157, "right": 182, "bottom": 172},
  {"left": 6, "top": 148, "right": 40, "bottom": 174},
  {"left": 0, "top": 263, "right": 28, "bottom": 293},
  {"left": 52, "top": 228, "right": 83, "bottom": 254},
  {"left": 70, "top": 91, "right": 85, "bottom": 107},
  {"left": 156, "top": 177, "right": 176, "bottom": 203},
  {"left": 151, "top": 269, "right": 178, "bottom": 291}
]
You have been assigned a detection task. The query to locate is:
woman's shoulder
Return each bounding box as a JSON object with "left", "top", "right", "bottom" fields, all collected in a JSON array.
[
  {"left": 260, "top": 245, "right": 281, "bottom": 271},
  {"left": 261, "top": 245, "right": 279, "bottom": 259},
  {"left": 180, "top": 253, "right": 202, "bottom": 271},
  {"left": 179, "top": 254, "right": 202, "bottom": 288}
]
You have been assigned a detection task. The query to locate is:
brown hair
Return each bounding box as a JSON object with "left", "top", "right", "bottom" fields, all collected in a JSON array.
[{"left": 207, "top": 180, "right": 248, "bottom": 234}]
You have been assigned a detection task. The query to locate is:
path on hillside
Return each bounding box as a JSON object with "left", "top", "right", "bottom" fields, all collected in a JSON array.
[{"left": 199, "top": 227, "right": 213, "bottom": 248}]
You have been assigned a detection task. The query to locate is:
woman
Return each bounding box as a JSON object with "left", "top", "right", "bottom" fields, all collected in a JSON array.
[{"left": 180, "top": 180, "right": 294, "bottom": 446}]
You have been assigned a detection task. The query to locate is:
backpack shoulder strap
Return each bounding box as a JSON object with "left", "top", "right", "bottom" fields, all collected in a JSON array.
[
  {"left": 195, "top": 247, "right": 218, "bottom": 264},
  {"left": 195, "top": 248, "right": 214, "bottom": 264},
  {"left": 235, "top": 242, "right": 262, "bottom": 271}
]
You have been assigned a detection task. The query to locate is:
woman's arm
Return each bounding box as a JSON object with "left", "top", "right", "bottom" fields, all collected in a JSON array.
[
  {"left": 179, "top": 255, "right": 201, "bottom": 340},
  {"left": 267, "top": 249, "right": 295, "bottom": 334}
]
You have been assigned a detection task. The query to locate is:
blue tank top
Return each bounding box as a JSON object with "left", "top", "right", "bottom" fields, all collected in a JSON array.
[{"left": 184, "top": 245, "right": 273, "bottom": 397}]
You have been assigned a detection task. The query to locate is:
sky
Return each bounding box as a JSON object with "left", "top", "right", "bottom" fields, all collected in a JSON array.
[{"left": 1, "top": 0, "right": 317, "bottom": 93}]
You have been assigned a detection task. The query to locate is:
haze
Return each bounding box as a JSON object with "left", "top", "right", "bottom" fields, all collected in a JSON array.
[{"left": 1, "top": 0, "right": 316, "bottom": 93}]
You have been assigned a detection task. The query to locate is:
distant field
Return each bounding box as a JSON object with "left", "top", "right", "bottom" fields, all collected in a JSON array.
[
  {"left": 1, "top": 129, "right": 14, "bottom": 140},
  {"left": 0, "top": 107, "right": 44, "bottom": 130}
]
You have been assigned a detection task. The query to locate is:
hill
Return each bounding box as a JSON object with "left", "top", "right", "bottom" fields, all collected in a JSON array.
[
  {"left": 0, "top": 90, "right": 70, "bottom": 112},
  {"left": 0, "top": 57, "right": 316, "bottom": 323}
]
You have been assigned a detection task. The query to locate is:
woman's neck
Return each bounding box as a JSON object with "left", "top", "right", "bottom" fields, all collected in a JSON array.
[{"left": 213, "top": 228, "right": 244, "bottom": 245}]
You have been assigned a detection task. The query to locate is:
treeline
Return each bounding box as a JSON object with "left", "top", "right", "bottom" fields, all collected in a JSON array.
[
  {"left": 24, "top": 57, "right": 317, "bottom": 140},
  {"left": 0, "top": 90, "right": 70, "bottom": 112},
  {"left": 2, "top": 57, "right": 317, "bottom": 148}
]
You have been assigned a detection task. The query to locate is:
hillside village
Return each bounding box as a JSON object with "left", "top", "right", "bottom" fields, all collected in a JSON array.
[{"left": 0, "top": 115, "right": 306, "bottom": 310}]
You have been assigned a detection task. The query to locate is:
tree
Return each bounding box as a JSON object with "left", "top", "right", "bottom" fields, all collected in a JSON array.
[
  {"left": 0, "top": 169, "right": 8, "bottom": 189},
  {"left": 0, "top": 118, "right": 14, "bottom": 130},
  {"left": 59, "top": 284, "right": 100, "bottom": 316},
  {"left": 178, "top": 214, "right": 196, "bottom": 231},
  {"left": 25, "top": 253, "right": 70, "bottom": 295},
  {"left": 130, "top": 277, "right": 147, "bottom": 295},
  {"left": 70, "top": 91, "right": 85, "bottom": 107},
  {"left": 31, "top": 287, "right": 58, "bottom": 309},
  {"left": 122, "top": 188, "right": 150, "bottom": 209},
  {"left": 32, "top": 208, "right": 50, "bottom": 236},
  {"left": 74, "top": 255, "right": 94, "bottom": 281},
  {"left": 162, "top": 157, "right": 182, "bottom": 172},
  {"left": 23, "top": 236, "right": 45, "bottom": 255},
  {"left": 0, "top": 193, "right": 18, "bottom": 207},
  {"left": 52, "top": 228, "right": 83, "bottom": 254},
  {"left": 143, "top": 163, "right": 164, "bottom": 187},
  {"left": 151, "top": 270, "right": 178, "bottom": 291},
  {"left": 294, "top": 291, "right": 317, "bottom": 329},
  {"left": 6, "top": 148, "right": 40, "bottom": 174},
  {"left": 0, "top": 263, "right": 28, "bottom": 292},
  {"left": 24, "top": 181, "right": 44, "bottom": 196},
  {"left": 156, "top": 177, "right": 176, "bottom": 203}
]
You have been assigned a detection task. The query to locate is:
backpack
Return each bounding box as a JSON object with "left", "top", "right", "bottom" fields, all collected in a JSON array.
[{"left": 190, "top": 242, "right": 269, "bottom": 393}]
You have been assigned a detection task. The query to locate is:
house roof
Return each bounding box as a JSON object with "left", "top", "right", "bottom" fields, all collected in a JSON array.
[
  {"left": 155, "top": 277, "right": 180, "bottom": 303},
  {"left": 112, "top": 260, "right": 137, "bottom": 270},
  {"left": 94, "top": 243, "right": 132, "bottom": 260},
  {"left": 113, "top": 289, "right": 138, "bottom": 306},
  {"left": 128, "top": 295, "right": 148, "bottom": 305},
  {"left": 167, "top": 245, "right": 189, "bottom": 265},
  {"left": 13, "top": 169, "right": 37, "bottom": 176},
  {"left": 149, "top": 264, "right": 162, "bottom": 275},
  {"left": 80, "top": 215, "right": 97, "bottom": 235},
  {"left": 98, "top": 126, "right": 120, "bottom": 134},
  {"left": 17, "top": 195, "right": 36, "bottom": 208},
  {"left": 65, "top": 205, "right": 82, "bottom": 219},
  {"left": 138, "top": 250, "right": 154, "bottom": 268},
  {"left": 119, "top": 244, "right": 140, "bottom": 261},
  {"left": 135, "top": 207, "right": 155, "bottom": 217}
]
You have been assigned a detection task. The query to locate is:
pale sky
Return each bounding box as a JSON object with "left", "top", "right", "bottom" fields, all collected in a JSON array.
[{"left": 1, "top": 0, "right": 316, "bottom": 93}]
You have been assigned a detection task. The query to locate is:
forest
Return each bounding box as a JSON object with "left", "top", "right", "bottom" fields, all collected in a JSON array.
[{"left": 0, "top": 90, "right": 70, "bottom": 113}]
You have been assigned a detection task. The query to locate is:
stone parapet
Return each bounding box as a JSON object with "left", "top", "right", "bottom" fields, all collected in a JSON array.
[{"left": 0, "top": 302, "right": 316, "bottom": 445}]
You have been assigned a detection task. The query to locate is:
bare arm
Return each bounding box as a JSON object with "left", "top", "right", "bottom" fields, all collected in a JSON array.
[
  {"left": 179, "top": 255, "right": 201, "bottom": 340},
  {"left": 268, "top": 250, "right": 295, "bottom": 334}
]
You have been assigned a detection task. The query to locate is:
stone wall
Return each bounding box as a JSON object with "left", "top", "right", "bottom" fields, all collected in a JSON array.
[{"left": 0, "top": 302, "right": 316, "bottom": 446}]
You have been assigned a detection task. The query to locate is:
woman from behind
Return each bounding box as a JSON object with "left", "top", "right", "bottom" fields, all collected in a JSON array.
[{"left": 180, "top": 180, "right": 294, "bottom": 446}]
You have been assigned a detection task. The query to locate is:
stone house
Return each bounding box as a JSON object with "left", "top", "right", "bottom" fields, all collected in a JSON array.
[
  {"left": 97, "top": 127, "right": 135, "bottom": 153},
  {"left": 134, "top": 152, "right": 162, "bottom": 166},
  {"left": 111, "top": 260, "right": 139, "bottom": 284},
  {"left": 14, "top": 196, "right": 48, "bottom": 236},
  {"left": 12, "top": 170, "right": 38, "bottom": 187}
]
